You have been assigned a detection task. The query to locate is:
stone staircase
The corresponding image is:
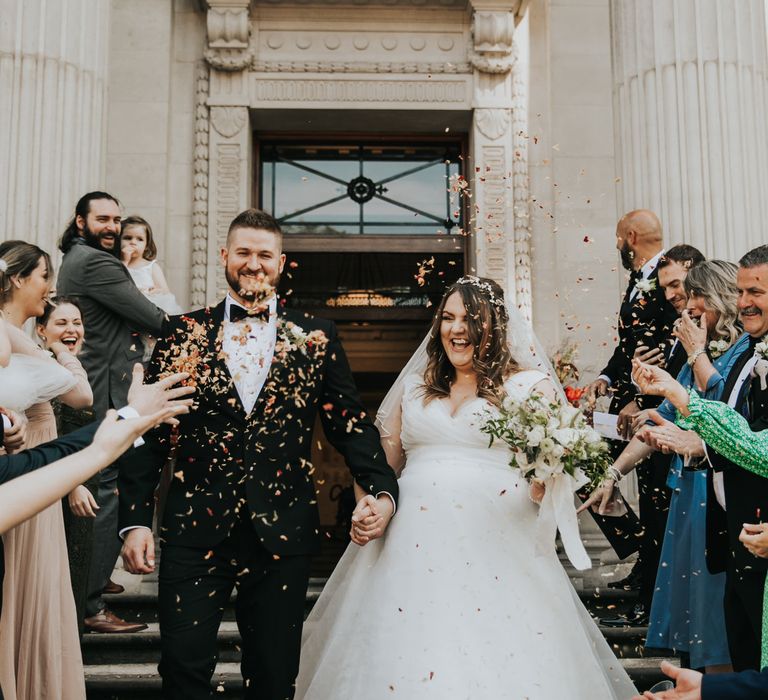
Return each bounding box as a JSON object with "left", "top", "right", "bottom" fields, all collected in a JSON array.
[{"left": 83, "top": 538, "right": 678, "bottom": 698}]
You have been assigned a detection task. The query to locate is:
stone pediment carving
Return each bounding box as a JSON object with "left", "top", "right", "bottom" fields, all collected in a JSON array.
[
  {"left": 475, "top": 107, "right": 511, "bottom": 140},
  {"left": 470, "top": 10, "right": 514, "bottom": 73}
]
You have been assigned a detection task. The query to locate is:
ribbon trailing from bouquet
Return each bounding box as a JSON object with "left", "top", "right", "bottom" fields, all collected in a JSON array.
[{"left": 534, "top": 470, "right": 591, "bottom": 570}]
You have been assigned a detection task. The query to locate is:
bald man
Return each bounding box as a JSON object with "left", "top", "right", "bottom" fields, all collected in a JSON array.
[{"left": 585, "top": 210, "right": 678, "bottom": 624}]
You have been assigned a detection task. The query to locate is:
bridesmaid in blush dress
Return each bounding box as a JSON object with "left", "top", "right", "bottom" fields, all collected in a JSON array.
[{"left": 0, "top": 241, "right": 93, "bottom": 700}]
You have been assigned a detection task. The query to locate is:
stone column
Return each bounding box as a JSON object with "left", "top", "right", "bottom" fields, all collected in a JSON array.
[
  {"left": 0, "top": 0, "right": 110, "bottom": 257},
  {"left": 201, "top": 0, "right": 254, "bottom": 305},
  {"left": 611, "top": 0, "right": 768, "bottom": 259},
  {"left": 469, "top": 1, "right": 532, "bottom": 319}
]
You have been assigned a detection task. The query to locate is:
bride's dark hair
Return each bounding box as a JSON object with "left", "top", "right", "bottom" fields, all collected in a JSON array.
[{"left": 421, "top": 276, "right": 517, "bottom": 407}]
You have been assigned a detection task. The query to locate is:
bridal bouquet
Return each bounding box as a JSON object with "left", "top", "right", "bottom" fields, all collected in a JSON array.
[
  {"left": 481, "top": 393, "right": 610, "bottom": 571},
  {"left": 481, "top": 393, "right": 611, "bottom": 489}
]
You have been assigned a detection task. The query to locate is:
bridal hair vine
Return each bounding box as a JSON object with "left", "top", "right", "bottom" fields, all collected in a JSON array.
[
  {"left": 0, "top": 259, "right": 7, "bottom": 273},
  {"left": 456, "top": 276, "right": 505, "bottom": 307}
]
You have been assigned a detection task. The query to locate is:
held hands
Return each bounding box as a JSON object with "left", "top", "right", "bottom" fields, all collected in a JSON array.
[
  {"left": 68, "top": 485, "right": 99, "bottom": 518},
  {"left": 350, "top": 494, "right": 394, "bottom": 546},
  {"left": 673, "top": 310, "right": 707, "bottom": 357},
  {"left": 739, "top": 523, "right": 768, "bottom": 558},
  {"left": 631, "top": 660, "right": 703, "bottom": 700}
]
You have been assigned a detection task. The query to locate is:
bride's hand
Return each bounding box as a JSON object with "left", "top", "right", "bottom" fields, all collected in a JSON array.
[
  {"left": 529, "top": 480, "right": 545, "bottom": 504},
  {"left": 576, "top": 478, "right": 619, "bottom": 516},
  {"left": 350, "top": 494, "right": 394, "bottom": 546}
]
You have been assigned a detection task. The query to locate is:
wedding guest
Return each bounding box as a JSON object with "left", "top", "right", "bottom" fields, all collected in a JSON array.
[
  {"left": 643, "top": 261, "right": 743, "bottom": 671},
  {"left": 0, "top": 364, "right": 193, "bottom": 700},
  {"left": 631, "top": 244, "right": 768, "bottom": 671},
  {"left": 601, "top": 242, "right": 705, "bottom": 614},
  {"left": 58, "top": 191, "right": 167, "bottom": 634},
  {"left": 583, "top": 209, "right": 678, "bottom": 621},
  {"left": 36, "top": 297, "right": 99, "bottom": 633},
  {"left": 0, "top": 241, "right": 94, "bottom": 700}
]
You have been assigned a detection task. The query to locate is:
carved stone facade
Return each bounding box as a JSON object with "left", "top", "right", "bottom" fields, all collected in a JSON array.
[{"left": 193, "top": 0, "right": 530, "bottom": 306}]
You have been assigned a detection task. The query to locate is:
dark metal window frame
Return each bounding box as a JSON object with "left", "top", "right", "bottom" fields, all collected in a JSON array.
[{"left": 255, "top": 135, "right": 467, "bottom": 238}]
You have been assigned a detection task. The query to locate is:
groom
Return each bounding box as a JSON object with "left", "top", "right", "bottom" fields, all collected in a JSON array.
[{"left": 119, "top": 209, "right": 399, "bottom": 699}]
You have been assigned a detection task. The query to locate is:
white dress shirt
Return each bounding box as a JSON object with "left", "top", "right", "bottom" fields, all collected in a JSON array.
[{"left": 223, "top": 294, "right": 278, "bottom": 415}]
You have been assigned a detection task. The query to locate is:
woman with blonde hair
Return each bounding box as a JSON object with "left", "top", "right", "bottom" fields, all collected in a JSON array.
[{"left": 582, "top": 259, "right": 746, "bottom": 673}]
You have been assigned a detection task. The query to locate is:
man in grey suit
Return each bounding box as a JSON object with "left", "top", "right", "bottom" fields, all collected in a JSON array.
[{"left": 57, "top": 191, "right": 168, "bottom": 633}]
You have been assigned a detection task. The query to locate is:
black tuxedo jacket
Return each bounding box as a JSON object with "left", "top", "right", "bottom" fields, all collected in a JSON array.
[
  {"left": 0, "top": 421, "right": 99, "bottom": 617},
  {"left": 118, "top": 302, "right": 398, "bottom": 554},
  {"left": 601, "top": 267, "right": 677, "bottom": 412},
  {"left": 705, "top": 338, "right": 768, "bottom": 574}
]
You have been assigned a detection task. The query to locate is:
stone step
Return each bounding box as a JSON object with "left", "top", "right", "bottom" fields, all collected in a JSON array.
[
  {"left": 82, "top": 621, "right": 656, "bottom": 666},
  {"left": 84, "top": 657, "right": 679, "bottom": 699},
  {"left": 100, "top": 578, "right": 638, "bottom": 623}
]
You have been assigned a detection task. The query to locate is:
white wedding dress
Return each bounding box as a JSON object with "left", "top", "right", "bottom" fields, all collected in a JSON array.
[{"left": 296, "top": 370, "right": 637, "bottom": 699}]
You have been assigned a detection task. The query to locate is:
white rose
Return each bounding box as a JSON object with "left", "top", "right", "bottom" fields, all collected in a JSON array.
[
  {"left": 527, "top": 425, "right": 545, "bottom": 447},
  {"left": 584, "top": 429, "right": 602, "bottom": 444},
  {"left": 550, "top": 443, "right": 565, "bottom": 459},
  {"left": 539, "top": 437, "right": 556, "bottom": 455},
  {"left": 551, "top": 427, "right": 578, "bottom": 448}
]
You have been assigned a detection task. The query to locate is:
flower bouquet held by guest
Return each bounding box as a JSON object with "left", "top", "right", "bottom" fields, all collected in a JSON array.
[
  {"left": 295, "top": 276, "right": 636, "bottom": 699},
  {"left": 0, "top": 242, "right": 93, "bottom": 700}
]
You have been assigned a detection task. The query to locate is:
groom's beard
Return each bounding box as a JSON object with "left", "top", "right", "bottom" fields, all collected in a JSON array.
[
  {"left": 619, "top": 241, "right": 635, "bottom": 271},
  {"left": 225, "top": 267, "right": 280, "bottom": 303}
]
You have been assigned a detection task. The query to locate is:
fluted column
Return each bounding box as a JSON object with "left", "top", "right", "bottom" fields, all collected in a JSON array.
[
  {"left": 0, "top": 0, "right": 111, "bottom": 257},
  {"left": 611, "top": 0, "right": 768, "bottom": 258}
]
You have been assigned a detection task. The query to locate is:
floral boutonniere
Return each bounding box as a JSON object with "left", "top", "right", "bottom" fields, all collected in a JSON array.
[
  {"left": 633, "top": 277, "right": 656, "bottom": 299},
  {"left": 708, "top": 338, "right": 730, "bottom": 359},
  {"left": 274, "top": 320, "right": 328, "bottom": 362},
  {"left": 753, "top": 335, "right": 768, "bottom": 390}
]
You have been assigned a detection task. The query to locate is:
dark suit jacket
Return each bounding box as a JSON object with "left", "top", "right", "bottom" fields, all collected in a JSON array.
[
  {"left": 0, "top": 422, "right": 99, "bottom": 616},
  {"left": 57, "top": 238, "right": 167, "bottom": 416},
  {"left": 705, "top": 338, "right": 768, "bottom": 575},
  {"left": 702, "top": 667, "right": 768, "bottom": 699},
  {"left": 118, "top": 302, "right": 398, "bottom": 555},
  {"left": 601, "top": 266, "right": 677, "bottom": 412}
]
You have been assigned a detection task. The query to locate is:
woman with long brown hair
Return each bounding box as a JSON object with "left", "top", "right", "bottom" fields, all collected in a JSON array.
[
  {"left": 295, "top": 276, "right": 637, "bottom": 699},
  {"left": 0, "top": 241, "right": 92, "bottom": 699}
]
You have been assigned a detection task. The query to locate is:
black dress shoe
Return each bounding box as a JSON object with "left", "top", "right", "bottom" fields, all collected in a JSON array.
[
  {"left": 600, "top": 603, "right": 648, "bottom": 627},
  {"left": 607, "top": 566, "right": 642, "bottom": 591}
]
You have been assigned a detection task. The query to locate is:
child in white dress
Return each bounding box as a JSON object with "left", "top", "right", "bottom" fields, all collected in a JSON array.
[{"left": 121, "top": 216, "right": 183, "bottom": 359}]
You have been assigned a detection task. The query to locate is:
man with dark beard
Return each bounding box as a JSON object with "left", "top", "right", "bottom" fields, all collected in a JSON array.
[
  {"left": 57, "top": 191, "right": 167, "bottom": 633},
  {"left": 583, "top": 209, "right": 678, "bottom": 622},
  {"left": 118, "top": 208, "right": 398, "bottom": 699}
]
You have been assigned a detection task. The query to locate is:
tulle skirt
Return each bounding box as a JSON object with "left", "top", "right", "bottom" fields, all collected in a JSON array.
[{"left": 296, "top": 450, "right": 637, "bottom": 699}]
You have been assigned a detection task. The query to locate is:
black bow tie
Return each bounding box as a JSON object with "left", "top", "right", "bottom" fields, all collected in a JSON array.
[{"left": 229, "top": 304, "right": 271, "bottom": 323}]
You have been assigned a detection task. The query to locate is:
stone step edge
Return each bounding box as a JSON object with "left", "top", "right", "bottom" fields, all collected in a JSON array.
[
  {"left": 81, "top": 621, "right": 651, "bottom": 648},
  {"left": 84, "top": 657, "right": 679, "bottom": 688}
]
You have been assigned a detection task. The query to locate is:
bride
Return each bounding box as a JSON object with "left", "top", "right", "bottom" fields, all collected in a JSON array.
[{"left": 295, "top": 276, "right": 637, "bottom": 699}]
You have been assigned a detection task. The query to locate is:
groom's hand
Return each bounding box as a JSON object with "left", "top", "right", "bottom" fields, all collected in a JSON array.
[
  {"left": 121, "top": 527, "right": 156, "bottom": 574},
  {"left": 350, "top": 494, "right": 394, "bottom": 546}
]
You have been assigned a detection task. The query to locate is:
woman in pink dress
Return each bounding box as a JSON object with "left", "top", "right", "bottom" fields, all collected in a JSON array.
[{"left": 0, "top": 241, "right": 93, "bottom": 700}]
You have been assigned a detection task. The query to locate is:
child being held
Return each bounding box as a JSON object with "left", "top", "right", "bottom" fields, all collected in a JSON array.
[{"left": 121, "top": 216, "right": 183, "bottom": 360}]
